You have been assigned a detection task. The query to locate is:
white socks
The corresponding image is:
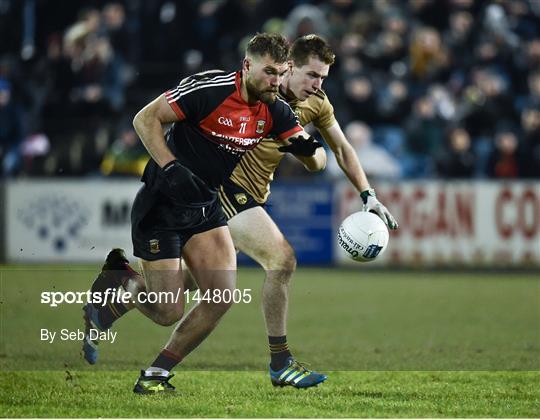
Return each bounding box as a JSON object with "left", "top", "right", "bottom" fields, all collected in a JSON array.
[{"left": 145, "top": 367, "right": 169, "bottom": 377}]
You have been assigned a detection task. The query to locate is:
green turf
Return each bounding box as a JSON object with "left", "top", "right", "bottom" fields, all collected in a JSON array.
[
  {"left": 1, "top": 371, "right": 539, "bottom": 417},
  {"left": 0, "top": 267, "right": 539, "bottom": 417}
]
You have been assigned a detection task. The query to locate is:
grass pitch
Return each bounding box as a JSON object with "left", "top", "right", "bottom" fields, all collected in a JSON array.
[
  {"left": 0, "top": 266, "right": 539, "bottom": 417},
  {"left": 2, "top": 371, "right": 539, "bottom": 418}
]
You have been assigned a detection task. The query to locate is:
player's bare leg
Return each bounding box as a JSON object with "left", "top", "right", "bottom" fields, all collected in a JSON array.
[
  {"left": 160, "top": 226, "right": 236, "bottom": 356},
  {"left": 128, "top": 258, "right": 185, "bottom": 325},
  {"left": 82, "top": 249, "right": 143, "bottom": 364},
  {"left": 134, "top": 226, "right": 236, "bottom": 394},
  {"left": 182, "top": 208, "right": 293, "bottom": 339},
  {"left": 180, "top": 259, "right": 199, "bottom": 291},
  {"left": 182, "top": 207, "right": 295, "bottom": 351},
  {"left": 227, "top": 207, "right": 294, "bottom": 337},
  {"left": 86, "top": 257, "right": 184, "bottom": 327},
  {"left": 226, "top": 206, "right": 326, "bottom": 387}
]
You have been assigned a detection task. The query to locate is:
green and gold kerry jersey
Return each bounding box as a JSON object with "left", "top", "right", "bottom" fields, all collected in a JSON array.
[{"left": 228, "top": 89, "right": 337, "bottom": 203}]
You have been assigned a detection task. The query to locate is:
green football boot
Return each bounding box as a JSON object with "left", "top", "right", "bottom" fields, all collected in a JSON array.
[{"left": 133, "top": 370, "right": 176, "bottom": 394}]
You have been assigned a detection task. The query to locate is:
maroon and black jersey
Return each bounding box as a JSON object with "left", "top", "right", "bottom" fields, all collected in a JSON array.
[{"left": 142, "top": 70, "right": 302, "bottom": 190}]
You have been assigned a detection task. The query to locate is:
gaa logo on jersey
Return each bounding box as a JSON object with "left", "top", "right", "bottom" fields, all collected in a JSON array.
[
  {"left": 256, "top": 120, "right": 266, "bottom": 134},
  {"left": 218, "top": 116, "right": 233, "bottom": 127}
]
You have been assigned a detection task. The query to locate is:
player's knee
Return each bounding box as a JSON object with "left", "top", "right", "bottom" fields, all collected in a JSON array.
[
  {"left": 130, "top": 281, "right": 146, "bottom": 298},
  {"left": 273, "top": 240, "right": 297, "bottom": 272},
  {"left": 259, "top": 239, "right": 296, "bottom": 273},
  {"left": 153, "top": 305, "right": 183, "bottom": 326},
  {"left": 212, "top": 300, "right": 233, "bottom": 316},
  {"left": 211, "top": 289, "right": 235, "bottom": 315},
  {"left": 154, "top": 313, "right": 181, "bottom": 327}
]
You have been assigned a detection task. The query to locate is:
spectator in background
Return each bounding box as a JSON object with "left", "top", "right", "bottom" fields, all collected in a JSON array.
[
  {"left": 436, "top": 126, "right": 475, "bottom": 178},
  {"left": 382, "top": 8, "right": 408, "bottom": 39},
  {"left": 409, "top": 26, "right": 450, "bottom": 83},
  {"left": 409, "top": 0, "right": 451, "bottom": 29},
  {"left": 0, "top": 78, "right": 24, "bottom": 176},
  {"left": 520, "top": 104, "right": 540, "bottom": 178},
  {"left": 20, "top": 132, "right": 50, "bottom": 176},
  {"left": 482, "top": 3, "right": 520, "bottom": 50},
  {"left": 363, "top": 6, "right": 409, "bottom": 73},
  {"left": 69, "top": 34, "right": 125, "bottom": 116},
  {"left": 326, "top": 0, "right": 364, "bottom": 40},
  {"left": 102, "top": 3, "right": 130, "bottom": 62},
  {"left": 525, "top": 39, "right": 540, "bottom": 70},
  {"left": 486, "top": 124, "right": 526, "bottom": 178},
  {"left": 79, "top": 7, "right": 102, "bottom": 36},
  {"left": 443, "top": 10, "right": 475, "bottom": 70},
  {"left": 285, "top": 4, "right": 329, "bottom": 40},
  {"left": 101, "top": 2, "right": 136, "bottom": 86},
  {"left": 512, "top": 38, "right": 540, "bottom": 101},
  {"left": 40, "top": 34, "right": 74, "bottom": 136},
  {"left": 526, "top": 71, "right": 540, "bottom": 105},
  {"left": 511, "top": 38, "right": 540, "bottom": 113},
  {"left": 375, "top": 78, "right": 410, "bottom": 125},
  {"left": 459, "top": 67, "right": 515, "bottom": 176},
  {"left": 343, "top": 74, "right": 378, "bottom": 125},
  {"left": 100, "top": 122, "right": 149, "bottom": 177},
  {"left": 326, "top": 121, "right": 401, "bottom": 180},
  {"left": 2, "top": 0, "right": 540, "bottom": 179},
  {"left": 403, "top": 95, "right": 444, "bottom": 178},
  {"left": 429, "top": 84, "right": 457, "bottom": 121},
  {"left": 62, "top": 6, "right": 126, "bottom": 117}
]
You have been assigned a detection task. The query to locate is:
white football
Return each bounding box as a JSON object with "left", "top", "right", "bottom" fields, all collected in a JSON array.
[{"left": 338, "top": 211, "right": 389, "bottom": 262}]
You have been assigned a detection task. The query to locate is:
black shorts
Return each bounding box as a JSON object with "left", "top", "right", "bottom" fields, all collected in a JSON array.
[
  {"left": 131, "top": 184, "right": 227, "bottom": 261},
  {"left": 218, "top": 179, "right": 264, "bottom": 220}
]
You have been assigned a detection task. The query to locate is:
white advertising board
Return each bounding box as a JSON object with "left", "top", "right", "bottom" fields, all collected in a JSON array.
[
  {"left": 335, "top": 181, "right": 540, "bottom": 267},
  {"left": 6, "top": 180, "right": 141, "bottom": 262},
  {"left": 5, "top": 179, "right": 540, "bottom": 267}
]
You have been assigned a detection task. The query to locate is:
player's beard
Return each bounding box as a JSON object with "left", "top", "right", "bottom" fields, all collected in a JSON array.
[{"left": 246, "top": 77, "right": 277, "bottom": 104}]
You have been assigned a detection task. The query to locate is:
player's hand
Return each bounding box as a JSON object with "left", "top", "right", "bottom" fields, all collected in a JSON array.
[
  {"left": 360, "top": 188, "right": 398, "bottom": 230},
  {"left": 278, "top": 135, "right": 323, "bottom": 157},
  {"left": 161, "top": 160, "right": 208, "bottom": 203}
]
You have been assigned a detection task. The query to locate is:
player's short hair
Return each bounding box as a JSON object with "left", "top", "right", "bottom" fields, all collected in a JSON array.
[
  {"left": 246, "top": 33, "right": 290, "bottom": 63},
  {"left": 290, "top": 34, "right": 335, "bottom": 67}
]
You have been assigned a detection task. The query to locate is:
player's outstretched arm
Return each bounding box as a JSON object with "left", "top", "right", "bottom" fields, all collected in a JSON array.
[
  {"left": 279, "top": 132, "right": 327, "bottom": 171},
  {"left": 133, "top": 94, "right": 179, "bottom": 168},
  {"left": 319, "top": 122, "right": 398, "bottom": 229}
]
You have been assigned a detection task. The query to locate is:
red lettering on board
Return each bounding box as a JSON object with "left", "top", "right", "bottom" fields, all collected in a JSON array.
[
  {"left": 496, "top": 188, "right": 513, "bottom": 239},
  {"left": 518, "top": 189, "right": 538, "bottom": 239}
]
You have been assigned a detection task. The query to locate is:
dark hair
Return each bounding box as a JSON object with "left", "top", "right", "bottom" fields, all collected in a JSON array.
[
  {"left": 289, "top": 34, "right": 335, "bottom": 67},
  {"left": 246, "top": 33, "right": 289, "bottom": 63}
]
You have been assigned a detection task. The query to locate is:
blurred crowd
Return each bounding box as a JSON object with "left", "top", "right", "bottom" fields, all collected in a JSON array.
[{"left": 1, "top": 0, "right": 539, "bottom": 179}]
